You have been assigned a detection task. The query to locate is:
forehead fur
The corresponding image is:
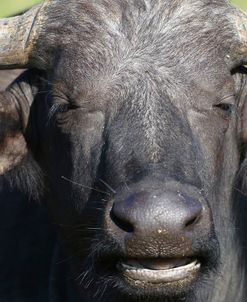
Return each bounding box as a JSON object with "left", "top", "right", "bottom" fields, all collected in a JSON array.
[
  {"left": 38, "top": 0, "right": 234, "bottom": 60},
  {"left": 35, "top": 0, "right": 236, "bottom": 102}
]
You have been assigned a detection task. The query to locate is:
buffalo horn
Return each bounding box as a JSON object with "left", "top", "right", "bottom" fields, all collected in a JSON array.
[
  {"left": 0, "top": 2, "right": 49, "bottom": 69},
  {"left": 228, "top": 7, "right": 247, "bottom": 67}
]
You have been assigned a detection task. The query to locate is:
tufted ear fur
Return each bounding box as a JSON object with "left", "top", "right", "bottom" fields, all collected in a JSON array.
[
  {"left": 231, "top": 67, "right": 247, "bottom": 193},
  {"left": 0, "top": 91, "right": 27, "bottom": 174},
  {"left": 237, "top": 67, "right": 247, "bottom": 144},
  {"left": 230, "top": 66, "right": 247, "bottom": 144}
]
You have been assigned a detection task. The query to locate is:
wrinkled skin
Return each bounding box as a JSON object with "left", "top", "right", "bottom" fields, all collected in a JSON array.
[{"left": 1, "top": 1, "right": 247, "bottom": 302}]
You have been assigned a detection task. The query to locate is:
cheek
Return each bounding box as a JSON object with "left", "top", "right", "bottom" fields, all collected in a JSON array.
[
  {"left": 37, "top": 109, "right": 105, "bottom": 209},
  {"left": 187, "top": 109, "right": 238, "bottom": 183}
]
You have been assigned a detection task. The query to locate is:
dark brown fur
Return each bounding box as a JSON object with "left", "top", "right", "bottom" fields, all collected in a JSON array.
[{"left": 1, "top": 1, "right": 247, "bottom": 302}]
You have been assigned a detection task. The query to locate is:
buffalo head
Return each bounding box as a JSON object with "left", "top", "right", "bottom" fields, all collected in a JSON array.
[{"left": 0, "top": 1, "right": 247, "bottom": 301}]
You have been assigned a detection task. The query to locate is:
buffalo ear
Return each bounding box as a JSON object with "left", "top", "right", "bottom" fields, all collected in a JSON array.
[
  {"left": 233, "top": 67, "right": 247, "bottom": 143},
  {"left": 0, "top": 93, "right": 28, "bottom": 174},
  {"left": 0, "top": 70, "right": 38, "bottom": 175},
  {"left": 241, "top": 98, "right": 247, "bottom": 144}
]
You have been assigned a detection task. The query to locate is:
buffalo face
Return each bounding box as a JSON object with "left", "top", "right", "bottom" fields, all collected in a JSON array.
[{"left": 1, "top": 0, "right": 247, "bottom": 301}]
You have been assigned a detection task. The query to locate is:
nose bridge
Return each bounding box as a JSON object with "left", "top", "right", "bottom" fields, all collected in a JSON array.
[{"left": 107, "top": 85, "right": 201, "bottom": 188}]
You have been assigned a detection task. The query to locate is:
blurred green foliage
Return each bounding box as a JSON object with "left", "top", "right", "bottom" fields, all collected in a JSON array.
[
  {"left": 0, "top": 0, "right": 246, "bottom": 18},
  {"left": 233, "top": 0, "right": 247, "bottom": 10},
  {"left": 0, "top": 0, "right": 42, "bottom": 18}
]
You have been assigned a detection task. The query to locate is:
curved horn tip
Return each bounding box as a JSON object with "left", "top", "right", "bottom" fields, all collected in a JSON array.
[
  {"left": 0, "top": 1, "right": 51, "bottom": 69},
  {"left": 227, "top": 6, "right": 247, "bottom": 68}
]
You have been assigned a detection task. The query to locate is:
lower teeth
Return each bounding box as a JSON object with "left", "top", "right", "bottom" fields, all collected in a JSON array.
[
  {"left": 122, "top": 258, "right": 193, "bottom": 271},
  {"left": 118, "top": 260, "right": 201, "bottom": 283}
]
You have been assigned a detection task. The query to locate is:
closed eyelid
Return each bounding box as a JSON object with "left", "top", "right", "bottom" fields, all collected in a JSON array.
[{"left": 217, "top": 94, "right": 236, "bottom": 104}]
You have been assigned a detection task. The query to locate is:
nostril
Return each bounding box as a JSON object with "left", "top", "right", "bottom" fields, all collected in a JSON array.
[
  {"left": 110, "top": 209, "right": 134, "bottom": 233},
  {"left": 184, "top": 215, "right": 201, "bottom": 228},
  {"left": 181, "top": 195, "right": 203, "bottom": 229}
]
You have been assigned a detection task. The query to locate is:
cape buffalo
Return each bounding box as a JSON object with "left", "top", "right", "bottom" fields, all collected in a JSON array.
[{"left": 1, "top": 0, "right": 247, "bottom": 301}]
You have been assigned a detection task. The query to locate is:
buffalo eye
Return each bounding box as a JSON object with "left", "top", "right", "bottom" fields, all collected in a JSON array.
[
  {"left": 48, "top": 94, "right": 79, "bottom": 120},
  {"left": 48, "top": 102, "right": 70, "bottom": 121},
  {"left": 47, "top": 100, "right": 80, "bottom": 126},
  {"left": 213, "top": 97, "right": 235, "bottom": 119},
  {"left": 53, "top": 102, "right": 69, "bottom": 113}
]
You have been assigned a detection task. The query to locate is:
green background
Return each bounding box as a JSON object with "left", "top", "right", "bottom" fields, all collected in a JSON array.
[
  {"left": 0, "top": 0, "right": 246, "bottom": 18},
  {"left": 0, "top": 0, "right": 42, "bottom": 18},
  {"left": 233, "top": 0, "right": 247, "bottom": 11}
]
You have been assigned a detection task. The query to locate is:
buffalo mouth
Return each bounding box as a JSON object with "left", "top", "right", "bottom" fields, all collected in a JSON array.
[{"left": 117, "top": 258, "right": 200, "bottom": 284}]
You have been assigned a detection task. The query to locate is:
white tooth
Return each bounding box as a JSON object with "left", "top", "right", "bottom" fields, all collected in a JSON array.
[{"left": 119, "top": 261, "right": 200, "bottom": 284}]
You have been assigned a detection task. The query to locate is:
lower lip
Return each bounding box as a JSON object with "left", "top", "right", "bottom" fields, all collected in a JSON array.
[{"left": 117, "top": 260, "right": 201, "bottom": 284}]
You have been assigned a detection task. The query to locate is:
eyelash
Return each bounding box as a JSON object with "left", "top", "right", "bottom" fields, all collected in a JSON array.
[
  {"left": 213, "top": 96, "right": 236, "bottom": 119},
  {"left": 48, "top": 102, "right": 69, "bottom": 121},
  {"left": 213, "top": 103, "right": 235, "bottom": 115}
]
